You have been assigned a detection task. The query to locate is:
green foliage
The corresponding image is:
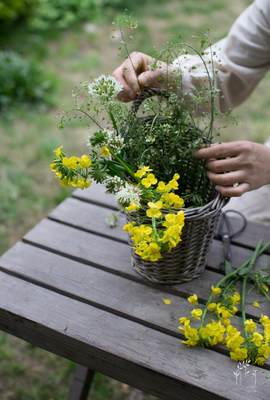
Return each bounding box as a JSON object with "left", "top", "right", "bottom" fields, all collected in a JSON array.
[
  {"left": 0, "top": 51, "right": 54, "bottom": 110},
  {"left": 0, "top": 0, "right": 37, "bottom": 24},
  {"left": 29, "top": 0, "right": 102, "bottom": 31}
]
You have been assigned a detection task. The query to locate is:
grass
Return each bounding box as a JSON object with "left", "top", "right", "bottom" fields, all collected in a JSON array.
[{"left": 0, "top": 0, "right": 268, "bottom": 398}]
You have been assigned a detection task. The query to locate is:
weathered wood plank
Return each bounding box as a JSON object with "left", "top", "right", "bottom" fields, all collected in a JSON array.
[
  {"left": 0, "top": 270, "right": 268, "bottom": 400},
  {"left": 49, "top": 197, "right": 126, "bottom": 242},
  {"left": 49, "top": 198, "right": 270, "bottom": 273},
  {"left": 73, "top": 184, "right": 270, "bottom": 251},
  {"left": 1, "top": 241, "right": 269, "bottom": 366},
  {"left": 22, "top": 220, "right": 270, "bottom": 319},
  {"left": 73, "top": 184, "right": 117, "bottom": 210}
]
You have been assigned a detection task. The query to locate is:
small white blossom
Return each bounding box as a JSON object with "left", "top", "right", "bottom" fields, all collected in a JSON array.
[
  {"left": 104, "top": 176, "right": 125, "bottom": 194},
  {"left": 106, "top": 130, "right": 124, "bottom": 151},
  {"left": 115, "top": 184, "right": 141, "bottom": 207},
  {"left": 88, "top": 75, "right": 123, "bottom": 102}
]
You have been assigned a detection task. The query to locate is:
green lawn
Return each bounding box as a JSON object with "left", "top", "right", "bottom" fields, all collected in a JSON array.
[{"left": 1, "top": 0, "right": 268, "bottom": 398}]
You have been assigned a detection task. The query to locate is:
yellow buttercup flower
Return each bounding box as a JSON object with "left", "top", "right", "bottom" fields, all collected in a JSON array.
[
  {"left": 134, "top": 166, "right": 152, "bottom": 179},
  {"left": 125, "top": 202, "right": 139, "bottom": 212},
  {"left": 231, "top": 292, "right": 241, "bottom": 304},
  {"left": 54, "top": 145, "right": 63, "bottom": 158},
  {"left": 191, "top": 308, "right": 203, "bottom": 320},
  {"left": 146, "top": 201, "right": 163, "bottom": 218},
  {"left": 187, "top": 294, "right": 198, "bottom": 305},
  {"left": 100, "top": 146, "right": 111, "bottom": 157},
  {"left": 178, "top": 317, "right": 191, "bottom": 326},
  {"left": 123, "top": 222, "right": 135, "bottom": 234},
  {"left": 207, "top": 302, "right": 217, "bottom": 312},
  {"left": 163, "top": 211, "right": 185, "bottom": 228},
  {"left": 230, "top": 347, "right": 248, "bottom": 361},
  {"left": 62, "top": 156, "right": 80, "bottom": 169},
  {"left": 182, "top": 325, "right": 199, "bottom": 347},
  {"left": 80, "top": 154, "right": 92, "bottom": 168},
  {"left": 167, "top": 173, "right": 180, "bottom": 191},
  {"left": 50, "top": 162, "right": 57, "bottom": 171},
  {"left": 163, "top": 298, "right": 172, "bottom": 305},
  {"left": 252, "top": 332, "right": 263, "bottom": 347},
  {"left": 211, "top": 286, "right": 222, "bottom": 296},
  {"left": 141, "top": 173, "right": 157, "bottom": 188},
  {"left": 199, "top": 321, "right": 225, "bottom": 346},
  {"left": 161, "top": 192, "right": 184, "bottom": 209},
  {"left": 156, "top": 181, "right": 168, "bottom": 193},
  {"left": 252, "top": 301, "right": 261, "bottom": 308},
  {"left": 244, "top": 319, "right": 257, "bottom": 333}
]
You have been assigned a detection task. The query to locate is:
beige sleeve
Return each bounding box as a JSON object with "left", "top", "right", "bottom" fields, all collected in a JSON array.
[{"left": 172, "top": 0, "right": 270, "bottom": 112}]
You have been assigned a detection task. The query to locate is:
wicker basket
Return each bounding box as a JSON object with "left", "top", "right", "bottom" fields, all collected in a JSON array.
[
  {"left": 128, "top": 193, "right": 226, "bottom": 284},
  {"left": 123, "top": 87, "right": 228, "bottom": 284}
]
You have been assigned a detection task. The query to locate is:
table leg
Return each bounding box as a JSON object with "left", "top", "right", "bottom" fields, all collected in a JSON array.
[{"left": 68, "top": 364, "right": 95, "bottom": 400}]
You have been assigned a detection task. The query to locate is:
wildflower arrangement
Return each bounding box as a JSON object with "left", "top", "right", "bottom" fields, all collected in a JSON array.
[
  {"left": 178, "top": 241, "right": 270, "bottom": 366},
  {"left": 50, "top": 18, "right": 226, "bottom": 276}
]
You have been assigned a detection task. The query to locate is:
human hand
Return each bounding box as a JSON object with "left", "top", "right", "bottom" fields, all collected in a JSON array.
[
  {"left": 195, "top": 141, "right": 270, "bottom": 197},
  {"left": 112, "top": 51, "right": 178, "bottom": 102}
]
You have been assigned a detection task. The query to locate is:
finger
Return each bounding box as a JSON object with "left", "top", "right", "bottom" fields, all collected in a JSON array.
[
  {"left": 138, "top": 69, "right": 164, "bottom": 88},
  {"left": 113, "top": 69, "right": 136, "bottom": 102},
  {"left": 123, "top": 65, "right": 140, "bottom": 97},
  {"left": 207, "top": 156, "right": 242, "bottom": 173},
  {"left": 207, "top": 170, "right": 246, "bottom": 186},
  {"left": 215, "top": 183, "right": 250, "bottom": 197},
  {"left": 195, "top": 142, "right": 244, "bottom": 160}
]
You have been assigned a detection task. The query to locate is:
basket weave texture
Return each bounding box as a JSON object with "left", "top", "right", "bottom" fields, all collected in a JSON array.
[{"left": 128, "top": 194, "right": 226, "bottom": 284}]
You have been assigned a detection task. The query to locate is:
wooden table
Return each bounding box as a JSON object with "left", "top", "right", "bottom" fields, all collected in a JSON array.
[{"left": 0, "top": 184, "right": 270, "bottom": 400}]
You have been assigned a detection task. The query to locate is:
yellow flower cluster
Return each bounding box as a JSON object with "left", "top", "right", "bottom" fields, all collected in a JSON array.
[
  {"left": 178, "top": 288, "right": 270, "bottom": 366},
  {"left": 123, "top": 167, "right": 186, "bottom": 262},
  {"left": 50, "top": 146, "right": 92, "bottom": 189}
]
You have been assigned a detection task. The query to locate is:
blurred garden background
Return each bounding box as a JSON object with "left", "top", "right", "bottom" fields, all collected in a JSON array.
[{"left": 0, "top": 0, "right": 269, "bottom": 398}]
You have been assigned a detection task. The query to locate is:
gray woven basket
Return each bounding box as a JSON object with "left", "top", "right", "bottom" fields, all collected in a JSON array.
[
  {"left": 125, "top": 88, "right": 227, "bottom": 284},
  {"left": 128, "top": 193, "right": 226, "bottom": 284}
]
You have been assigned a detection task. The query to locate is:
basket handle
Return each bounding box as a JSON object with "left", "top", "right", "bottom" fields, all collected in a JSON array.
[{"left": 131, "top": 87, "right": 170, "bottom": 115}]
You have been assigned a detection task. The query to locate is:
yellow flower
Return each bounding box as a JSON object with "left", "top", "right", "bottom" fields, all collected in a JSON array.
[
  {"left": 178, "top": 317, "right": 191, "bottom": 326},
  {"left": 244, "top": 319, "right": 257, "bottom": 333},
  {"left": 207, "top": 302, "right": 217, "bottom": 312},
  {"left": 62, "top": 156, "right": 80, "bottom": 169},
  {"left": 182, "top": 326, "right": 199, "bottom": 347},
  {"left": 252, "top": 332, "right": 263, "bottom": 347},
  {"left": 161, "top": 192, "right": 184, "bottom": 209},
  {"left": 187, "top": 294, "right": 198, "bottom": 305},
  {"left": 252, "top": 301, "right": 261, "bottom": 308},
  {"left": 167, "top": 173, "right": 180, "bottom": 191},
  {"left": 230, "top": 347, "right": 248, "bottom": 362},
  {"left": 79, "top": 154, "right": 92, "bottom": 168},
  {"left": 211, "top": 286, "right": 222, "bottom": 296},
  {"left": 141, "top": 173, "right": 157, "bottom": 188},
  {"left": 226, "top": 328, "right": 245, "bottom": 350},
  {"left": 163, "top": 211, "right": 185, "bottom": 228},
  {"left": 123, "top": 222, "right": 135, "bottom": 234},
  {"left": 134, "top": 166, "right": 152, "bottom": 179},
  {"left": 146, "top": 201, "right": 163, "bottom": 218},
  {"left": 156, "top": 181, "right": 168, "bottom": 193},
  {"left": 255, "top": 356, "right": 266, "bottom": 366},
  {"left": 76, "top": 178, "right": 91, "bottom": 189},
  {"left": 163, "top": 298, "right": 172, "bottom": 305},
  {"left": 54, "top": 145, "right": 63, "bottom": 158},
  {"left": 231, "top": 292, "right": 241, "bottom": 305},
  {"left": 161, "top": 225, "right": 182, "bottom": 248},
  {"left": 100, "top": 146, "right": 111, "bottom": 157},
  {"left": 138, "top": 242, "right": 161, "bottom": 262},
  {"left": 125, "top": 202, "right": 139, "bottom": 212},
  {"left": 216, "top": 304, "right": 232, "bottom": 319},
  {"left": 199, "top": 321, "right": 225, "bottom": 346},
  {"left": 50, "top": 162, "right": 57, "bottom": 171},
  {"left": 191, "top": 308, "right": 203, "bottom": 320},
  {"left": 131, "top": 225, "right": 153, "bottom": 244}
]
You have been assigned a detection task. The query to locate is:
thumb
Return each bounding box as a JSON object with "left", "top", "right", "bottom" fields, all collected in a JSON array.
[{"left": 138, "top": 70, "right": 163, "bottom": 88}]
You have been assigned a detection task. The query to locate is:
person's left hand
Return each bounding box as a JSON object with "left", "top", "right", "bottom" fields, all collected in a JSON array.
[{"left": 195, "top": 140, "right": 270, "bottom": 197}]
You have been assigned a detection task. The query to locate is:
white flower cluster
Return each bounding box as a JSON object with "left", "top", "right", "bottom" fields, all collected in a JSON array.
[
  {"left": 106, "top": 129, "right": 124, "bottom": 152},
  {"left": 88, "top": 75, "right": 123, "bottom": 102},
  {"left": 103, "top": 176, "right": 125, "bottom": 194},
  {"left": 115, "top": 183, "right": 141, "bottom": 207}
]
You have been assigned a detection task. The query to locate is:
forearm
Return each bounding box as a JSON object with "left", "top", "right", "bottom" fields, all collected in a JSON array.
[{"left": 172, "top": 0, "right": 270, "bottom": 113}]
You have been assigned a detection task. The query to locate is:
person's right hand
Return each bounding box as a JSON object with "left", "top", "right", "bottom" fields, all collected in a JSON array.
[{"left": 112, "top": 51, "right": 177, "bottom": 102}]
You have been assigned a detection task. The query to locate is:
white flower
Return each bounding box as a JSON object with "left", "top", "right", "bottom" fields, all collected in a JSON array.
[
  {"left": 115, "top": 183, "right": 141, "bottom": 207},
  {"left": 88, "top": 75, "right": 123, "bottom": 102},
  {"left": 104, "top": 176, "right": 125, "bottom": 194},
  {"left": 106, "top": 129, "right": 124, "bottom": 151}
]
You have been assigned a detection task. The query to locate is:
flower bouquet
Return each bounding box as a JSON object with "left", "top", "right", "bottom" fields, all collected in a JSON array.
[{"left": 50, "top": 26, "right": 227, "bottom": 284}]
